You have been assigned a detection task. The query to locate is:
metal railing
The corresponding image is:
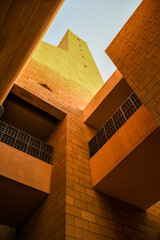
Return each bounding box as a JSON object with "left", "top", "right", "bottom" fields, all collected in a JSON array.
[
  {"left": 0, "top": 121, "right": 53, "bottom": 164},
  {"left": 88, "top": 92, "right": 142, "bottom": 158}
]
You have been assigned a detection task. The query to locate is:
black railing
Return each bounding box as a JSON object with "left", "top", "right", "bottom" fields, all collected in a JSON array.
[
  {"left": 0, "top": 121, "right": 53, "bottom": 164},
  {"left": 88, "top": 92, "right": 142, "bottom": 158}
]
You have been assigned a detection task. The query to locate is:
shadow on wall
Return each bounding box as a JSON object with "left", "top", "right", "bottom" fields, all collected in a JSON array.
[{"left": 0, "top": 225, "right": 16, "bottom": 240}]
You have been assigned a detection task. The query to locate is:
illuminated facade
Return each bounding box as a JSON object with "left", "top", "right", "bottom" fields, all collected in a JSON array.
[{"left": 0, "top": 1, "right": 160, "bottom": 240}]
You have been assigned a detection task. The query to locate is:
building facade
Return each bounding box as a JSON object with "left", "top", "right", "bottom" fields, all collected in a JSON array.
[{"left": 0, "top": 1, "right": 160, "bottom": 240}]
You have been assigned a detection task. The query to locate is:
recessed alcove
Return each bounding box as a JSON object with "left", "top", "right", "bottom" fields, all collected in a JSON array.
[{"left": 1, "top": 93, "right": 59, "bottom": 141}]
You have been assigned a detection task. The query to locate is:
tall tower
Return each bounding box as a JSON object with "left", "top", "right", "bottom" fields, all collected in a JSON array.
[
  {"left": 13, "top": 30, "right": 104, "bottom": 239},
  {"left": 28, "top": 29, "right": 104, "bottom": 108}
]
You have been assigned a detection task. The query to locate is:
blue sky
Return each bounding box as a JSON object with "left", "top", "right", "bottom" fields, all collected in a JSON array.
[{"left": 43, "top": 0, "right": 142, "bottom": 82}]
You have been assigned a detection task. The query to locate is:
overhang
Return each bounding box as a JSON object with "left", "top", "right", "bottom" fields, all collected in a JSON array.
[{"left": 83, "top": 70, "right": 133, "bottom": 130}]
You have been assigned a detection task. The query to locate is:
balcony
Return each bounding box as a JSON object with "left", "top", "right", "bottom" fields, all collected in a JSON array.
[
  {"left": 0, "top": 121, "right": 53, "bottom": 227},
  {"left": 0, "top": 121, "right": 53, "bottom": 164},
  {"left": 88, "top": 92, "right": 142, "bottom": 158},
  {"left": 84, "top": 70, "right": 160, "bottom": 209},
  {"left": 88, "top": 97, "right": 160, "bottom": 209},
  {"left": 0, "top": 93, "right": 58, "bottom": 227}
]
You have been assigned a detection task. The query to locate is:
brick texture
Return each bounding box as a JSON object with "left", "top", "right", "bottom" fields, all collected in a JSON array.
[
  {"left": 15, "top": 30, "right": 160, "bottom": 240},
  {"left": 106, "top": 0, "right": 160, "bottom": 125},
  {"left": 16, "top": 117, "right": 67, "bottom": 240}
]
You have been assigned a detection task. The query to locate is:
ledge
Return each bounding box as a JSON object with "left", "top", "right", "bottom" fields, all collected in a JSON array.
[{"left": 12, "top": 82, "right": 67, "bottom": 121}]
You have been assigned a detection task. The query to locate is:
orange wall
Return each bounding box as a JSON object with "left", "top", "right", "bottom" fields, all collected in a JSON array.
[
  {"left": 83, "top": 70, "right": 123, "bottom": 124},
  {"left": 15, "top": 30, "right": 160, "bottom": 240},
  {"left": 0, "top": 0, "right": 65, "bottom": 104},
  {"left": 16, "top": 117, "right": 67, "bottom": 240},
  {"left": 83, "top": 70, "right": 133, "bottom": 130},
  {"left": 106, "top": 0, "right": 160, "bottom": 126},
  {"left": 0, "top": 142, "right": 51, "bottom": 193},
  {"left": 90, "top": 105, "right": 158, "bottom": 187}
]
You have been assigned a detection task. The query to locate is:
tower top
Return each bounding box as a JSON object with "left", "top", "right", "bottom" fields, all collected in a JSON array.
[{"left": 57, "top": 29, "right": 86, "bottom": 52}]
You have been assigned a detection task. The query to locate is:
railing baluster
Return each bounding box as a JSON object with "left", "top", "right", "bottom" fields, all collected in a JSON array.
[
  {"left": 88, "top": 92, "right": 142, "bottom": 158},
  {"left": 0, "top": 120, "right": 53, "bottom": 164}
]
